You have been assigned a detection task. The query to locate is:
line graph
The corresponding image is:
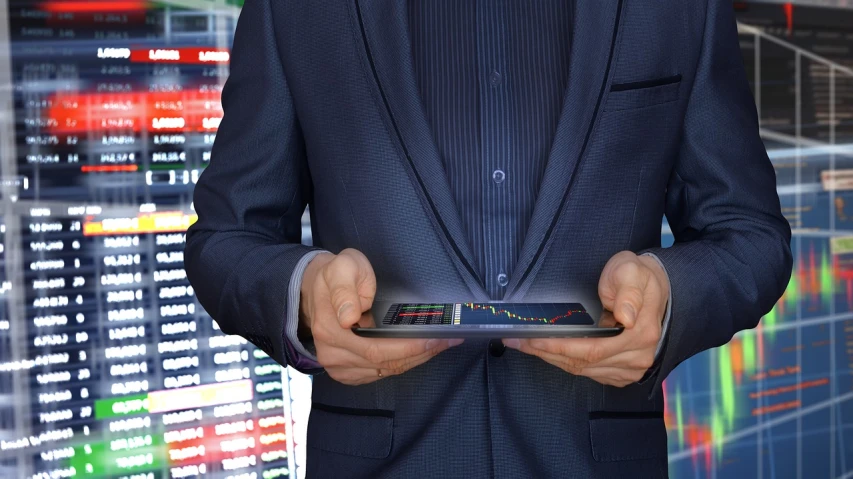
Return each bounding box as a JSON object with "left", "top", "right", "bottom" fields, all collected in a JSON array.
[
  {"left": 382, "top": 303, "right": 594, "bottom": 325},
  {"left": 460, "top": 303, "right": 592, "bottom": 325}
]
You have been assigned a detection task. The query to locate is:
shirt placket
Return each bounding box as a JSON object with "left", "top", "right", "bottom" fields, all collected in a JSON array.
[{"left": 477, "top": 0, "right": 512, "bottom": 300}]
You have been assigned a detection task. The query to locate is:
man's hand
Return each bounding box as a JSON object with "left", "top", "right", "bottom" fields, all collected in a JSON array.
[
  {"left": 299, "top": 248, "right": 463, "bottom": 386},
  {"left": 503, "top": 251, "right": 669, "bottom": 387}
]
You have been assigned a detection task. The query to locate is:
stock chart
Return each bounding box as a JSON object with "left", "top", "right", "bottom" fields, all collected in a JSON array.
[
  {"left": 0, "top": 1, "right": 850, "bottom": 478},
  {"left": 382, "top": 303, "right": 592, "bottom": 325},
  {"left": 455, "top": 303, "right": 591, "bottom": 325}
]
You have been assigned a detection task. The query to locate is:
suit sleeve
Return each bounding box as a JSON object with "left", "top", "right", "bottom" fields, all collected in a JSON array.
[
  {"left": 184, "top": 0, "right": 323, "bottom": 368},
  {"left": 283, "top": 249, "right": 330, "bottom": 373},
  {"left": 639, "top": 0, "right": 793, "bottom": 392}
]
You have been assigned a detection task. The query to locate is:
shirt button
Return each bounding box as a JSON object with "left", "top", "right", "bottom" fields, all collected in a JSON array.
[
  {"left": 489, "top": 70, "right": 502, "bottom": 86},
  {"left": 488, "top": 339, "right": 506, "bottom": 357},
  {"left": 492, "top": 169, "right": 505, "bottom": 184},
  {"left": 497, "top": 273, "right": 508, "bottom": 286}
]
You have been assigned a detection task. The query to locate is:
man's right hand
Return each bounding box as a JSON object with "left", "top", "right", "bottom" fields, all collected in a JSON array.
[{"left": 299, "top": 248, "right": 463, "bottom": 385}]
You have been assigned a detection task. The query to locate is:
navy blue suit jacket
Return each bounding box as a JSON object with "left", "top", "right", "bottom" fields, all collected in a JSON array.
[{"left": 185, "top": 0, "right": 793, "bottom": 477}]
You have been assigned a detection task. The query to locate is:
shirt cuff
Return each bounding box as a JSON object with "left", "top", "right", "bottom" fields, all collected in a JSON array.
[
  {"left": 641, "top": 252, "right": 672, "bottom": 360},
  {"left": 283, "top": 249, "right": 330, "bottom": 371}
]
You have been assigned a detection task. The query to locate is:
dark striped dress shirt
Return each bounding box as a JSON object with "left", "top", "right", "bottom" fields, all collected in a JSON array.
[{"left": 407, "top": 0, "right": 574, "bottom": 299}]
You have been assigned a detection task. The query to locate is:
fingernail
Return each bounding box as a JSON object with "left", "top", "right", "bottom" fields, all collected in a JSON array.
[
  {"left": 425, "top": 339, "right": 440, "bottom": 350},
  {"left": 448, "top": 338, "right": 464, "bottom": 347},
  {"left": 621, "top": 303, "right": 636, "bottom": 324},
  {"left": 337, "top": 302, "right": 353, "bottom": 320},
  {"left": 504, "top": 338, "right": 520, "bottom": 349}
]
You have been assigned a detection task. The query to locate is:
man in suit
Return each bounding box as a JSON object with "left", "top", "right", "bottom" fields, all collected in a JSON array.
[{"left": 185, "top": 0, "right": 793, "bottom": 477}]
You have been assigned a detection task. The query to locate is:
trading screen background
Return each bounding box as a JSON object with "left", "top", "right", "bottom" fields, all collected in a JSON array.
[{"left": 0, "top": 1, "right": 850, "bottom": 478}]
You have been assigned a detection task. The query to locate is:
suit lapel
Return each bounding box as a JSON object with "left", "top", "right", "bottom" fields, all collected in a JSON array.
[
  {"left": 351, "top": 0, "right": 489, "bottom": 300},
  {"left": 503, "top": 0, "right": 626, "bottom": 300}
]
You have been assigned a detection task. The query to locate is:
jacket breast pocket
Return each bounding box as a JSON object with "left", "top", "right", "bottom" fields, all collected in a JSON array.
[
  {"left": 307, "top": 402, "right": 394, "bottom": 459},
  {"left": 604, "top": 74, "right": 682, "bottom": 112},
  {"left": 588, "top": 411, "right": 667, "bottom": 462}
]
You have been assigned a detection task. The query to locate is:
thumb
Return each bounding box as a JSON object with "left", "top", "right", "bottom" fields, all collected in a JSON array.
[
  {"left": 324, "top": 249, "right": 376, "bottom": 327},
  {"left": 605, "top": 258, "right": 646, "bottom": 329},
  {"left": 613, "top": 284, "right": 643, "bottom": 328}
]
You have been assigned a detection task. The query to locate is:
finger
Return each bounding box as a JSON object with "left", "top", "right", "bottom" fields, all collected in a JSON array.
[
  {"left": 380, "top": 340, "right": 458, "bottom": 374},
  {"left": 316, "top": 343, "right": 377, "bottom": 369},
  {"left": 504, "top": 341, "right": 644, "bottom": 385},
  {"left": 514, "top": 334, "right": 631, "bottom": 366},
  {"left": 364, "top": 338, "right": 457, "bottom": 371},
  {"left": 632, "top": 306, "right": 664, "bottom": 350},
  {"left": 324, "top": 252, "right": 370, "bottom": 327},
  {"left": 338, "top": 248, "right": 377, "bottom": 311},
  {"left": 602, "top": 288, "right": 663, "bottom": 350},
  {"left": 503, "top": 339, "right": 587, "bottom": 374},
  {"left": 325, "top": 367, "right": 381, "bottom": 386},
  {"left": 591, "top": 348, "right": 656, "bottom": 371},
  {"left": 308, "top": 283, "right": 345, "bottom": 348},
  {"left": 313, "top": 296, "right": 453, "bottom": 363},
  {"left": 328, "top": 340, "right": 458, "bottom": 382},
  {"left": 640, "top": 278, "right": 667, "bottom": 332},
  {"left": 579, "top": 366, "right": 645, "bottom": 386},
  {"left": 344, "top": 333, "right": 463, "bottom": 366},
  {"left": 598, "top": 251, "right": 636, "bottom": 310},
  {"left": 506, "top": 344, "right": 625, "bottom": 382},
  {"left": 621, "top": 289, "right": 665, "bottom": 350},
  {"left": 610, "top": 262, "right": 648, "bottom": 329},
  {"left": 320, "top": 338, "right": 455, "bottom": 371},
  {"left": 355, "top": 308, "right": 378, "bottom": 328},
  {"left": 500, "top": 341, "right": 575, "bottom": 372},
  {"left": 598, "top": 310, "right": 619, "bottom": 328}
]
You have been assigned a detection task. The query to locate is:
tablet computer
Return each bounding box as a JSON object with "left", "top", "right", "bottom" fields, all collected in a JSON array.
[{"left": 351, "top": 301, "right": 623, "bottom": 338}]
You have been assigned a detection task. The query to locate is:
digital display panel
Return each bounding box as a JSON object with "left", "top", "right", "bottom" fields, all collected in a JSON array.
[
  {"left": 0, "top": 1, "right": 311, "bottom": 478},
  {"left": 382, "top": 303, "right": 593, "bottom": 326}
]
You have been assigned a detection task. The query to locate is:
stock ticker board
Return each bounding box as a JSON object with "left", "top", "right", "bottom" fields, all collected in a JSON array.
[
  {"left": 0, "top": 1, "right": 852, "bottom": 479},
  {"left": 0, "top": 2, "right": 306, "bottom": 478}
]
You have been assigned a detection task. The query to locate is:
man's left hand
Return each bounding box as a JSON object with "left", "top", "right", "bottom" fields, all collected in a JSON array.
[{"left": 503, "top": 251, "right": 669, "bottom": 387}]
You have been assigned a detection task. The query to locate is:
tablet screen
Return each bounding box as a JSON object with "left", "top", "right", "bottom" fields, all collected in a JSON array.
[{"left": 382, "top": 303, "right": 594, "bottom": 326}]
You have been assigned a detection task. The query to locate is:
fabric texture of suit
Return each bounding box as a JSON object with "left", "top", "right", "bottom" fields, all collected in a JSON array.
[{"left": 184, "top": 0, "right": 793, "bottom": 477}]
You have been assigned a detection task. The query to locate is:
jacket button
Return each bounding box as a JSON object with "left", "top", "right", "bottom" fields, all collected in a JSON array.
[{"left": 488, "top": 339, "right": 506, "bottom": 357}]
